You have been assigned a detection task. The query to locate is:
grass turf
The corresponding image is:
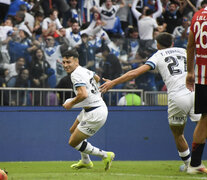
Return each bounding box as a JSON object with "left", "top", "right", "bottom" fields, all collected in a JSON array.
[{"left": 0, "top": 161, "right": 207, "bottom": 180}]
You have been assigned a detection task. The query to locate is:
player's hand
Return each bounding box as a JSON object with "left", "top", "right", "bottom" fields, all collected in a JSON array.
[
  {"left": 186, "top": 72, "right": 195, "bottom": 91},
  {"left": 62, "top": 102, "right": 72, "bottom": 110},
  {"left": 99, "top": 78, "right": 114, "bottom": 93}
]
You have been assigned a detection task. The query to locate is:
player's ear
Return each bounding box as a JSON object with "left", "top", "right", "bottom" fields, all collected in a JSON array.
[{"left": 74, "top": 57, "right": 79, "bottom": 63}]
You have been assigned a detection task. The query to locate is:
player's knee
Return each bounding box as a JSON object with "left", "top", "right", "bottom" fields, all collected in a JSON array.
[
  {"left": 69, "top": 128, "right": 74, "bottom": 134},
  {"left": 68, "top": 139, "right": 76, "bottom": 148}
]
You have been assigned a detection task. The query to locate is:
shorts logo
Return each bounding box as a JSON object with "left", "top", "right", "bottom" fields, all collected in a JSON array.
[
  {"left": 87, "top": 128, "right": 96, "bottom": 134},
  {"left": 80, "top": 121, "right": 86, "bottom": 126},
  {"left": 172, "top": 116, "right": 185, "bottom": 122}
]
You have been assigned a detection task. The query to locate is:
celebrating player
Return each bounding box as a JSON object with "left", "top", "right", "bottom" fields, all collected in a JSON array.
[
  {"left": 100, "top": 32, "right": 201, "bottom": 171},
  {"left": 61, "top": 49, "right": 115, "bottom": 171}
]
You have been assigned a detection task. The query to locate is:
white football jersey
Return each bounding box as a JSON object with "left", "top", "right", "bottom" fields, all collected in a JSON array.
[
  {"left": 145, "top": 47, "right": 190, "bottom": 99},
  {"left": 97, "top": 4, "right": 120, "bottom": 30},
  {"left": 70, "top": 66, "right": 105, "bottom": 107}
]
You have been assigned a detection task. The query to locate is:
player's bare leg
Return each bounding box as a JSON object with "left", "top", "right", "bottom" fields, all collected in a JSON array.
[
  {"left": 187, "top": 114, "right": 207, "bottom": 174},
  {"left": 69, "top": 119, "right": 92, "bottom": 169},
  {"left": 69, "top": 128, "right": 115, "bottom": 171},
  {"left": 170, "top": 124, "right": 191, "bottom": 171}
]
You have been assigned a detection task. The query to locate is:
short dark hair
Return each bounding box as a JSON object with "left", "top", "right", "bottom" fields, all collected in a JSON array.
[
  {"left": 61, "top": 49, "right": 79, "bottom": 58},
  {"left": 156, "top": 32, "right": 173, "bottom": 48},
  {"left": 201, "top": 0, "right": 207, "bottom": 6},
  {"left": 101, "top": 45, "right": 110, "bottom": 53},
  {"left": 35, "top": 11, "right": 44, "bottom": 18},
  {"left": 15, "top": 11, "right": 25, "bottom": 19},
  {"left": 145, "top": 9, "right": 154, "bottom": 16},
  {"left": 48, "top": 9, "right": 58, "bottom": 16},
  {"left": 81, "top": 33, "right": 88, "bottom": 38},
  {"left": 19, "top": 4, "right": 27, "bottom": 11}
]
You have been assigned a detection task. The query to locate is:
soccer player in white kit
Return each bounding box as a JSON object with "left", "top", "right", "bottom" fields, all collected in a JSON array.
[
  {"left": 100, "top": 32, "right": 201, "bottom": 171},
  {"left": 61, "top": 49, "right": 115, "bottom": 171}
]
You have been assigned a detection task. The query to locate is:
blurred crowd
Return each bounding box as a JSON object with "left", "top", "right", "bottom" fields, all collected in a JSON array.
[{"left": 0, "top": 0, "right": 206, "bottom": 106}]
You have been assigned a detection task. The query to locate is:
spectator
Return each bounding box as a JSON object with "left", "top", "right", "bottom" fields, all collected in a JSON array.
[
  {"left": 108, "top": 35, "right": 124, "bottom": 58},
  {"left": 7, "top": 68, "right": 31, "bottom": 106},
  {"left": 19, "top": 4, "right": 35, "bottom": 32},
  {"left": 0, "top": 68, "right": 7, "bottom": 88},
  {"left": 42, "top": 8, "right": 63, "bottom": 37},
  {"left": 77, "top": 33, "right": 95, "bottom": 71},
  {"left": 30, "top": 48, "right": 56, "bottom": 105},
  {"left": 116, "top": 0, "right": 134, "bottom": 33},
  {"left": 0, "top": 68, "right": 9, "bottom": 105},
  {"left": 30, "top": 48, "right": 55, "bottom": 88},
  {"left": 42, "top": 35, "right": 69, "bottom": 84},
  {"left": 136, "top": 9, "right": 158, "bottom": 58},
  {"left": 33, "top": 11, "right": 44, "bottom": 38},
  {"left": 181, "top": 0, "right": 197, "bottom": 19},
  {"left": 92, "top": 0, "right": 125, "bottom": 37},
  {"left": 7, "top": 25, "right": 38, "bottom": 64},
  {"left": 83, "top": 0, "right": 100, "bottom": 23},
  {"left": 123, "top": 27, "right": 139, "bottom": 62},
  {"left": 131, "top": 0, "right": 163, "bottom": 22},
  {"left": 41, "top": 0, "right": 70, "bottom": 20},
  {"left": 80, "top": 13, "right": 110, "bottom": 47},
  {"left": 13, "top": 10, "right": 25, "bottom": 28},
  {"left": 162, "top": 1, "right": 186, "bottom": 34},
  {"left": 64, "top": 18, "right": 77, "bottom": 39},
  {"left": 2, "top": 57, "right": 25, "bottom": 82},
  {"left": 6, "top": 0, "right": 32, "bottom": 18},
  {"left": 100, "top": 45, "right": 123, "bottom": 105},
  {"left": 63, "top": 0, "right": 82, "bottom": 27},
  {"left": 0, "top": 18, "right": 14, "bottom": 64},
  {"left": 65, "top": 20, "right": 102, "bottom": 48},
  {"left": 65, "top": 21, "right": 82, "bottom": 48},
  {"left": 198, "top": 0, "right": 207, "bottom": 9},
  {"left": 0, "top": 0, "right": 10, "bottom": 24},
  {"left": 117, "top": 81, "right": 142, "bottom": 106},
  {"left": 100, "top": 45, "right": 122, "bottom": 80},
  {"left": 56, "top": 74, "right": 75, "bottom": 105},
  {"left": 87, "top": 20, "right": 111, "bottom": 51},
  {"left": 81, "top": 11, "right": 103, "bottom": 34},
  {"left": 173, "top": 16, "right": 191, "bottom": 48}
]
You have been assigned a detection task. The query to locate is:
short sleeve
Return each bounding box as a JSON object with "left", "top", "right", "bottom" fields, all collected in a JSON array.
[{"left": 71, "top": 73, "right": 86, "bottom": 88}]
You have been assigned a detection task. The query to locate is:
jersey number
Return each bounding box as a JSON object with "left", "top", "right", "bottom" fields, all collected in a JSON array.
[
  {"left": 194, "top": 21, "right": 207, "bottom": 49},
  {"left": 90, "top": 78, "right": 98, "bottom": 94},
  {"left": 164, "top": 56, "right": 187, "bottom": 76}
]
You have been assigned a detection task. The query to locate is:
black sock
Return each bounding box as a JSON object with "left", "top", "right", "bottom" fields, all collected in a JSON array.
[{"left": 190, "top": 143, "right": 205, "bottom": 167}]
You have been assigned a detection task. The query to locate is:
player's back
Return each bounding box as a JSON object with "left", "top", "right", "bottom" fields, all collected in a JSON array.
[
  {"left": 190, "top": 7, "right": 207, "bottom": 85},
  {"left": 147, "top": 47, "right": 190, "bottom": 99}
]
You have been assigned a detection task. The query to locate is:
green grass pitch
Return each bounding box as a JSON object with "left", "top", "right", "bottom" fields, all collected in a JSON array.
[{"left": 0, "top": 161, "right": 207, "bottom": 180}]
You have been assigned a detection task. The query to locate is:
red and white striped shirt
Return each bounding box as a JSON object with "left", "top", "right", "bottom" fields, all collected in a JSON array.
[{"left": 191, "top": 7, "right": 207, "bottom": 85}]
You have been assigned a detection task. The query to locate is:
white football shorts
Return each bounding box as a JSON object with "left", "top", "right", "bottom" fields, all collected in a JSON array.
[
  {"left": 168, "top": 92, "right": 201, "bottom": 126},
  {"left": 77, "top": 105, "right": 108, "bottom": 136}
]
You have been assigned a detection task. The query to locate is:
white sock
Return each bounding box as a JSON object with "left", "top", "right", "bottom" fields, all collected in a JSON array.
[
  {"left": 178, "top": 149, "right": 191, "bottom": 166},
  {"left": 81, "top": 152, "right": 91, "bottom": 164},
  {"left": 75, "top": 141, "right": 107, "bottom": 158}
]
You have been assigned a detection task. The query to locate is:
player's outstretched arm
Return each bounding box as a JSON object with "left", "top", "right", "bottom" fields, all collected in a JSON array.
[
  {"left": 100, "top": 64, "right": 150, "bottom": 93},
  {"left": 94, "top": 74, "right": 100, "bottom": 83}
]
